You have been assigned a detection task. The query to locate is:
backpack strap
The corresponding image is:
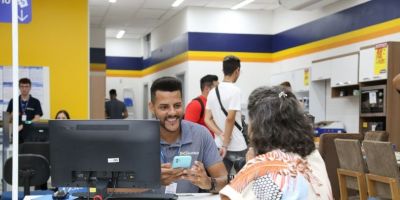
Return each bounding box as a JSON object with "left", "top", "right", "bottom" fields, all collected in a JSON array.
[
  {"left": 194, "top": 97, "right": 205, "bottom": 120},
  {"left": 215, "top": 86, "right": 243, "bottom": 131}
]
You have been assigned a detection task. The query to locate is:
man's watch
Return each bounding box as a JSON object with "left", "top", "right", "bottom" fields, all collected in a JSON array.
[{"left": 208, "top": 177, "right": 216, "bottom": 191}]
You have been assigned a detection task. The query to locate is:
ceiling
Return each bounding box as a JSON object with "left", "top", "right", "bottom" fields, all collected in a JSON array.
[{"left": 89, "top": 0, "right": 282, "bottom": 39}]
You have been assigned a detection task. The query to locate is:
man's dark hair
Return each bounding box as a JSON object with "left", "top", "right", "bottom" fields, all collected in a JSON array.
[
  {"left": 247, "top": 86, "right": 315, "bottom": 157},
  {"left": 19, "top": 78, "right": 31, "bottom": 86},
  {"left": 280, "top": 81, "right": 291, "bottom": 88},
  {"left": 150, "top": 76, "right": 182, "bottom": 102},
  {"left": 109, "top": 89, "right": 117, "bottom": 97},
  {"left": 200, "top": 75, "right": 218, "bottom": 91},
  {"left": 223, "top": 55, "right": 240, "bottom": 76}
]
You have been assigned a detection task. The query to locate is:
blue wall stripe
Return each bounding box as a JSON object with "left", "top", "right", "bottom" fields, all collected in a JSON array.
[
  {"left": 106, "top": 56, "right": 143, "bottom": 70},
  {"left": 271, "top": 0, "right": 400, "bottom": 52},
  {"left": 106, "top": 0, "right": 400, "bottom": 72},
  {"left": 143, "top": 33, "right": 189, "bottom": 69},
  {"left": 186, "top": 0, "right": 400, "bottom": 53},
  {"left": 188, "top": 32, "right": 272, "bottom": 52},
  {"left": 90, "top": 48, "right": 106, "bottom": 63}
]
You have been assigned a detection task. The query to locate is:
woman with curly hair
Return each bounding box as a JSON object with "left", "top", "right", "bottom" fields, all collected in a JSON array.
[{"left": 220, "top": 86, "right": 332, "bottom": 200}]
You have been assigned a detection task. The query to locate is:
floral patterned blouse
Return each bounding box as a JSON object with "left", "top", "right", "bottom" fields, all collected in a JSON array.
[{"left": 220, "top": 149, "right": 333, "bottom": 200}]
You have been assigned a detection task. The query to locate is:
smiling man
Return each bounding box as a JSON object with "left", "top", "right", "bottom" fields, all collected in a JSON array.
[{"left": 148, "top": 76, "right": 227, "bottom": 194}]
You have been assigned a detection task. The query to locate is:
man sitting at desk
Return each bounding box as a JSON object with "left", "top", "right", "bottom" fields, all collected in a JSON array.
[{"left": 148, "top": 76, "right": 228, "bottom": 194}]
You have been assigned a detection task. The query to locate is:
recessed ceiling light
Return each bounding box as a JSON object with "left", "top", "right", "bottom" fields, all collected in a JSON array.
[
  {"left": 231, "top": 0, "right": 254, "bottom": 10},
  {"left": 172, "top": 0, "right": 185, "bottom": 7},
  {"left": 116, "top": 30, "right": 125, "bottom": 39},
  {"left": 109, "top": 0, "right": 117, "bottom": 3}
]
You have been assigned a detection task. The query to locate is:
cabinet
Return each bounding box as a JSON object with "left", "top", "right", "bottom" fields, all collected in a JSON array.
[
  {"left": 270, "top": 72, "right": 292, "bottom": 87},
  {"left": 292, "top": 69, "right": 309, "bottom": 92},
  {"left": 330, "top": 53, "right": 359, "bottom": 87},
  {"left": 358, "top": 42, "right": 400, "bottom": 149},
  {"left": 270, "top": 68, "right": 309, "bottom": 92},
  {"left": 311, "top": 60, "right": 331, "bottom": 81},
  {"left": 359, "top": 45, "right": 388, "bottom": 82}
]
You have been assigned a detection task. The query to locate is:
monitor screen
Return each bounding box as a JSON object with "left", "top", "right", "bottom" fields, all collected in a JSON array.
[
  {"left": 21, "top": 121, "right": 49, "bottom": 142},
  {"left": 49, "top": 120, "right": 161, "bottom": 190}
]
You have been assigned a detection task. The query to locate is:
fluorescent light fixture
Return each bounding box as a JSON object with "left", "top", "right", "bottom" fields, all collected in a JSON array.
[
  {"left": 116, "top": 30, "right": 125, "bottom": 39},
  {"left": 109, "top": 0, "right": 116, "bottom": 3},
  {"left": 172, "top": 0, "right": 185, "bottom": 7},
  {"left": 231, "top": 0, "right": 254, "bottom": 10}
]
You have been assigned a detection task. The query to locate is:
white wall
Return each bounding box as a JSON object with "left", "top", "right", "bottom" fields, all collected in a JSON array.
[
  {"left": 106, "top": 38, "right": 143, "bottom": 57},
  {"left": 272, "top": 0, "right": 370, "bottom": 33},
  {"left": 90, "top": 27, "right": 105, "bottom": 48},
  {"left": 187, "top": 7, "right": 273, "bottom": 34},
  {"left": 151, "top": 8, "right": 188, "bottom": 51},
  {"left": 106, "top": 62, "right": 190, "bottom": 119}
]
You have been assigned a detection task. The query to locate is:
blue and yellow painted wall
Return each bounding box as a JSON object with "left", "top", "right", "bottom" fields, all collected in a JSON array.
[
  {"left": 0, "top": 0, "right": 89, "bottom": 119},
  {"left": 104, "top": 0, "right": 400, "bottom": 78}
]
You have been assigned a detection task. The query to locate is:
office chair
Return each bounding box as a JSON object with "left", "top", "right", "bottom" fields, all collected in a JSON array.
[
  {"left": 19, "top": 142, "right": 50, "bottom": 163},
  {"left": 3, "top": 154, "right": 50, "bottom": 196}
]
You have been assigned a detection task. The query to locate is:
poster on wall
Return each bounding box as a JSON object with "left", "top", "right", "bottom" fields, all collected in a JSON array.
[
  {"left": 0, "top": 66, "right": 50, "bottom": 119},
  {"left": 374, "top": 43, "right": 388, "bottom": 75}
]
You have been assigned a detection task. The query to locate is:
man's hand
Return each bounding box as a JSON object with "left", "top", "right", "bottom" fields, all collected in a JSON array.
[
  {"left": 182, "top": 161, "right": 211, "bottom": 190},
  {"left": 219, "top": 146, "right": 227, "bottom": 157},
  {"left": 161, "top": 163, "right": 184, "bottom": 186}
]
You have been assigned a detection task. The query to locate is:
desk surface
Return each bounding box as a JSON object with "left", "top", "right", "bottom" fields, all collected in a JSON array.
[{"left": 24, "top": 193, "right": 219, "bottom": 200}]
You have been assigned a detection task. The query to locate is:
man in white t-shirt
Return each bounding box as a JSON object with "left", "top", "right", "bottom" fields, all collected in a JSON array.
[{"left": 204, "top": 55, "right": 247, "bottom": 173}]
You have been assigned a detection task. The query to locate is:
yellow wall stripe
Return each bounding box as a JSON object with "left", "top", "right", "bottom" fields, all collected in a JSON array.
[
  {"left": 107, "top": 52, "right": 188, "bottom": 77},
  {"left": 90, "top": 63, "right": 106, "bottom": 71}
]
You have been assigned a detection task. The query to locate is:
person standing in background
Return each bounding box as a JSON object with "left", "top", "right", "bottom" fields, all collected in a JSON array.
[
  {"left": 105, "top": 89, "right": 128, "bottom": 119},
  {"left": 204, "top": 55, "right": 247, "bottom": 173},
  {"left": 7, "top": 78, "right": 43, "bottom": 143},
  {"left": 184, "top": 74, "right": 219, "bottom": 138},
  {"left": 7, "top": 78, "right": 43, "bottom": 123}
]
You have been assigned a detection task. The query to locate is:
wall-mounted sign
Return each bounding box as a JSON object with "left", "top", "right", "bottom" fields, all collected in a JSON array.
[{"left": 0, "top": 0, "right": 32, "bottom": 24}]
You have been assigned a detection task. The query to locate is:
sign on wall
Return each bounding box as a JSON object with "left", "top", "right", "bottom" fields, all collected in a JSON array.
[{"left": 0, "top": 0, "right": 32, "bottom": 24}]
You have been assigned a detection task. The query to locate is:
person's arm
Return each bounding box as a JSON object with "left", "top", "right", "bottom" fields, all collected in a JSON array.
[
  {"left": 183, "top": 161, "right": 227, "bottom": 193},
  {"left": 32, "top": 115, "right": 41, "bottom": 122},
  {"left": 122, "top": 106, "right": 128, "bottom": 119},
  {"left": 204, "top": 109, "right": 223, "bottom": 136},
  {"left": 221, "top": 110, "right": 236, "bottom": 152},
  {"left": 33, "top": 99, "right": 43, "bottom": 122},
  {"left": 105, "top": 102, "right": 110, "bottom": 119},
  {"left": 160, "top": 163, "right": 185, "bottom": 186}
]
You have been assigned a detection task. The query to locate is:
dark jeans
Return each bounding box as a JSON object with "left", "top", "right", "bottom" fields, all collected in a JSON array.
[{"left": 223, "top": 149, "right": 247, "bottom": 174}]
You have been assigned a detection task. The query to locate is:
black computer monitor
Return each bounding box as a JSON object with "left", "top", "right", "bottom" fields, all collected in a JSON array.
[
  {"left": 49, "top": 120, "right": 161, "bottom": 193},
  {"left": 21, "top": 121, "right": 49, "bottom": 142}
]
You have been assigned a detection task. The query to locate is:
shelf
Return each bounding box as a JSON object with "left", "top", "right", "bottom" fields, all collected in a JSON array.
[{"left": 331, "top": 85, "right": 359, "bottom": 98}]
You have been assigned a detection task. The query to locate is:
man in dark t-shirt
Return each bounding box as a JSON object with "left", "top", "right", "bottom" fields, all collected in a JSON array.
[
  {"left": 7, "top": 78, "right": 43, "bottom": 143},
  {"left": 105, "top": 89, "right": 128, "bottom": 119}
]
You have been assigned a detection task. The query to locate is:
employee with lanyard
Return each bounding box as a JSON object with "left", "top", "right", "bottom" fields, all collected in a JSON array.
[
  {"left": 149, "top": 76, "right": 228, "bottom": 194},
  {"left": 7, "top": 78, "right": 43, "bottom": 143}
]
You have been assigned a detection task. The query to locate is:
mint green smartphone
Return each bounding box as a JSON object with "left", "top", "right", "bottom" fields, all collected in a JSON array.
[{"left": 172, "top": 156, "right": 192, "bottom": 169}]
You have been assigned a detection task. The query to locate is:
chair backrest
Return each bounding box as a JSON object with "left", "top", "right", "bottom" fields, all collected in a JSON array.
[
  {"left": 363, "top": 140, "right": 399, "bottom": 199},
  {"left": 3, "top": 154, "right": 50, "bottom": 196},
  {"left": 19, "top": 142, "right": 50, "bottom": 162},
  {"left": 318, "top": 133, "right": 364, "bottom": 199},
  {"left": 364, "top": 131, "right": 388, "bottom": 141},
  {"left": 335, "top": 139, "right": 367, "bottom": 190}
]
